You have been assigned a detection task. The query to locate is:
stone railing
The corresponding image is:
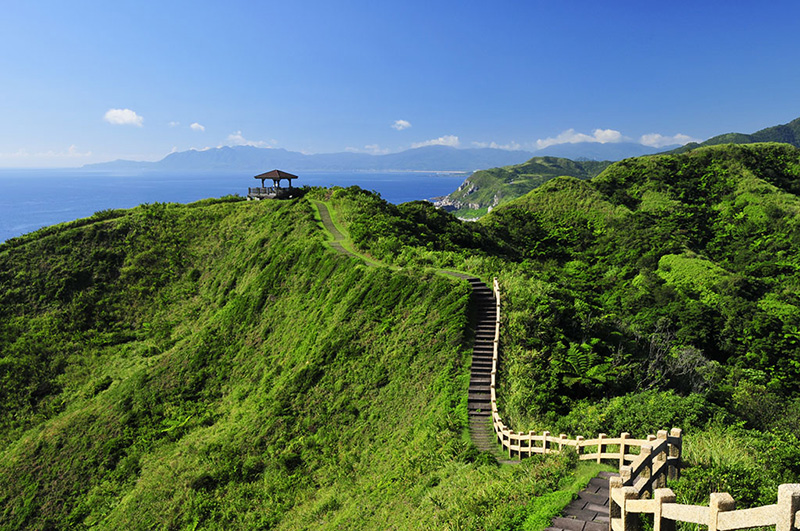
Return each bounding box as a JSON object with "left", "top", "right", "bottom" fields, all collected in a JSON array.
[
  {"left": 611, "top": 483, "right": 800, "bottom": 531},
  {"left": 489, "top": 278, "right": 682, "bottom": 469},
  {"left": 489, "top": 278, "right": 800, "bottom": 531}
]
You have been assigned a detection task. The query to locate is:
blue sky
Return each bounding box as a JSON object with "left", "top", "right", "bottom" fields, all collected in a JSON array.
[{"left": 1, "top": 0, "right": 799, "bottom": 167}]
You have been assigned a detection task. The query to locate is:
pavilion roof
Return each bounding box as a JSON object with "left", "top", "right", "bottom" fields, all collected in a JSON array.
[{"left": 254, "top": 169, "right": 299, "bottom": 180}]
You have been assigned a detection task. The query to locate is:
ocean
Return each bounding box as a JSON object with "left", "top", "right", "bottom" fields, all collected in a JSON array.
[{"left": 0, "top": 169, "right": 468, "bottom": 243}]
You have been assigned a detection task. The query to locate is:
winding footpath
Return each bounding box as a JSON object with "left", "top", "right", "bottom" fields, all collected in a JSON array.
[
  {"left": 311, "top": 199, "right": 611, "bottom": 529},
  {"left": 313, "top": 200, "right": 349, "bottom": 256}
]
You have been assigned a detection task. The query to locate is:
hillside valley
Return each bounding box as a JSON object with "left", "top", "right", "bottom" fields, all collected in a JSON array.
[{"left": 3, "top": 143, "right": 800, "bottom": 528}]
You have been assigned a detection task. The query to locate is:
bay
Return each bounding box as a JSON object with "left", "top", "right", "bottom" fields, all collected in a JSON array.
[{"left": 0, "top": 169, "right": 467, "bottom": 243}]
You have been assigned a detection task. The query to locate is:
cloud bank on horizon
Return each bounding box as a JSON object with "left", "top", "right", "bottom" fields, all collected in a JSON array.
[{"left": 533, "top": 128, "right": 700, "bottom": 150}]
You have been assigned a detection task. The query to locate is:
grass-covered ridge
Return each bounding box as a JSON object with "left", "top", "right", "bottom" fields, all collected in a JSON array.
[
  {"left": 668, "top": 115, "right": 800, "bottom": 154},
  {"left": 323, "top": 143, "right": 800, "bottom": 510},
  {"left": 437, "top": 156, "right": 610, "bottom": 218},
  {"left": 0, "top": 193, "right": 603, "bottom": 529},
  {"left": 5, "top": 142, "right": 800, "bottom": 527}
]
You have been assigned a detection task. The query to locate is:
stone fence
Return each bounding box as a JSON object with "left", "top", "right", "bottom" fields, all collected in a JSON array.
[{"left": 489, "top": 278, "right": 800, "bottom": 531}]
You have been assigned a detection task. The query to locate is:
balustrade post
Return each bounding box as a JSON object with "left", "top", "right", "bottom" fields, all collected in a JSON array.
[
  {"left": 559, "top": 433, "right": 567, "bottom": 452},
  {"left": 542, "top": 431, "right": 550, "bottom": 454},
  {"left": 653, "top": 488, "right": 676, "bottom": 531},
  {"left": 597, "top": 433, "right": 606, "bottom": 463},
  {"left": 508, "top": 430, "right": 514, "bottom": 458},
  {"left": 708, "top": 492, "right": 735, "bottom": 531},
  {"left": 617, "top": 486, "right": 640, "bottom": 531},
  {"left": 620, "top": 432, "right": 630, "bottom": 469},
  {"left": 609, "top": 476, "right": 623, "bottom": 525},
  {"left": 669, "top": 428, "right": 682, "bottom": 480},
  {"left": 528, "top": 431, "right": 535, "bottom": 457},
  {"left": 776, "top": 483, "right": 800, "bottom": 531},
  {"left": 641, "top": 444, "right": 652, "bottom": 479},
  {"left": 655, "top": 430, "right": 668, "bottom": 488},
  {"left": 621, "top": 465, "right": 632, "bottom": 486},
  {"left": 576, "top": 435, "right": 584, "bottom": 457}
]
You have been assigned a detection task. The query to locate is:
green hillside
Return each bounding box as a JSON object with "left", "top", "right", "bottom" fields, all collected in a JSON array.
[
  {"left": 0, "top": 193, "right": 601, "bottom": 529},
  {"left": 435, "top": 157, "right": 610, "bottom": 218},
  {"left": 670, "top": 116, "right": 800, "bottom": 154},
  {"left": 332, "top": 143, "right": 800, "bottom": 509},
  {"left": 4, "top": 143, "right": 800, "bottom": 528}
]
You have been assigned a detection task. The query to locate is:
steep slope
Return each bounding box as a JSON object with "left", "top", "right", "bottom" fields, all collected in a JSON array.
[
  {"left": 436, "top": 156, "right": 610, "bottom": 218},
  {"left": 333, "top": 144, "right": 800, "bottom": 508},
  {"left": 0, "top": 193, "right": 597, "bottom": 529}
]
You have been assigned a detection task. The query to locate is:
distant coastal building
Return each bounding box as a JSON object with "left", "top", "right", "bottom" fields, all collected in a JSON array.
[{"left": 248, "top": 170, "right": 299, "bottom": 200}]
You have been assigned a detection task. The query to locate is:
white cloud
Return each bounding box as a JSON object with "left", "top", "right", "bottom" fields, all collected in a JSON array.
[
  {"left": 104, "top": 108, "right": 144, "bottom": 127},
  {"left": 345, "top": 144, "right": 390, "bottom": 155},
  {"left": 168, "top": 121, "right": 180, "bottom": 127},
  {"left": 190, "top": 122, "right": 205, "bottom": 132},
  {"left": 224, "top": 131, "right": 275, "bottom": 148},
  {"left": 411, "top": 135, "right": 460, "bottom": 148},
  {"left": 392, "top": 119, "right": 412, "bottom": 131},
  {"left": 65, "top": 144, "right": 91, "bottom": 157},
  {"left": 0, "top": 145, "right": 92, "bottom": 168},
  {"left": 365, "top": 144, "right": 389, "bottom": 154},
  {"left": 0, "top": 145, "right": 92, "bottom": 159},
  {"left": 536, "top": 128, "right": 623, "bottom": 149},
  {"left": 472, "top": 140, "right": 522, "bottom": 151},
  {"left": 639, "top": 132, "right": 699, "bottom": 148}
]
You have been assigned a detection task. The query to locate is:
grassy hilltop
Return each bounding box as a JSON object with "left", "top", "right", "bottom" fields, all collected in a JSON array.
[
  {"left": 4, "top": 143, "right": 800, "bottom": 528},
  {"left": 0, "top": 193, "right": 599, "bottom": 529}
]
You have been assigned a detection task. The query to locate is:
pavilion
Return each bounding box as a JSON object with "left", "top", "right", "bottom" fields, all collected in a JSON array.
[{"left": 247, "top": 170, "right": 299, "bottom": 200}]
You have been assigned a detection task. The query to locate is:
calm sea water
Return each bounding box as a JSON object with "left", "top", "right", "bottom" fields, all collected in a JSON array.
[{"left": 0, "top": 170, "right": 468, "bottom": 243}]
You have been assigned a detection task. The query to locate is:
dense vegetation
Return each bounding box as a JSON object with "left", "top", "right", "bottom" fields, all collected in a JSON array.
[
  {"left": 328, "top": 143, "right": 800, "bottom": 510},
  {"left": 0, "top": 193, "right": 603, "bottom": 529},
  {"left": 437, "top": 156, "right": 609, "bottom": 218},
  {"left": 4, "top": 142, "right": 800, "bottom": 528}
]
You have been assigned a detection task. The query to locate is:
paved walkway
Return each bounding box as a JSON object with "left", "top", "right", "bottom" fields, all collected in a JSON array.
[{"left": 545, "top": 471, "right": 617, "bottom": 531}]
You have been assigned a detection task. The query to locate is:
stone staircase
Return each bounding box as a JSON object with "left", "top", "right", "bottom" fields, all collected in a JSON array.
[
  {"left": 545, "top": 471, "right": 617, "bottom": 531},
  {"left": 465, "top": 277, "right": 501, "bottom": 454}
]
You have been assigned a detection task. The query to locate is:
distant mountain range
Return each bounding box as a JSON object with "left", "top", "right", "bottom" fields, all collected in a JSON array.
[
  {"left": 85, "top": 145, "right": 538, "bottom": 173},
  {"left": 84, "top": 141, "right": 683, "bottom": 174}
]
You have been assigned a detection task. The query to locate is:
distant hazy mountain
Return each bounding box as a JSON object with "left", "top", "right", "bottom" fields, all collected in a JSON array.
[
  {"left": 84, "top": 145, "right": 538, "bottom": 173},
  {"left": 667, "top": 117, "right": 800, "bottom": 154},
  {"left": 534, "top": 141, "right": 680, "bottom": 160}
]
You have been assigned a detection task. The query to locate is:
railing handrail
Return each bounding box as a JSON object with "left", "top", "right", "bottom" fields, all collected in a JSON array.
[
  {"left": 489, "top": 277, "right": 799, "bottom": 531},
  {"left": 489, "top": 278, "right": 681, "bottom": 471}
]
